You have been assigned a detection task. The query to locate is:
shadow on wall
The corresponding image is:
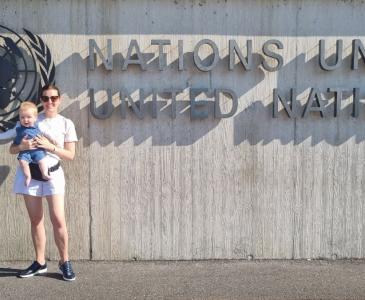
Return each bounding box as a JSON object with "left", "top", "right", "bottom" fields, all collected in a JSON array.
[
  {"left": 58, "top": 50, "right": 266, "bottom": 146},
  {"left": 0, "top": 166, "right": 10, "bottom": 187},
  {"left": 234, "top": 53, "right": 365, "bottom": 145},
  {"left": 234, "top": 101, "right": 365, "bottom": 146},
  {"left": 57, "top": 47, "right": 365, "bottom": 147}
]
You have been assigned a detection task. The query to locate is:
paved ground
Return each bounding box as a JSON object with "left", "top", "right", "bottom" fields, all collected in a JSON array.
[{"left": 1, "top": 260, "right": 365, "bottom": 299}]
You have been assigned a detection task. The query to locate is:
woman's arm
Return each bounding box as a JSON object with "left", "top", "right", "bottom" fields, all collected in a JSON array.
[
  {"left": 9, "top": 136, "right": 37, "bottom": 154},
  {"left": 9, "top": 143, "right": 21, "bottom": 154},
  {"left": 53, "top": 142, "right": 75, "bottom": 161},
  {"left": 34, "top": 135, "right": 75, "bottom": 160}
]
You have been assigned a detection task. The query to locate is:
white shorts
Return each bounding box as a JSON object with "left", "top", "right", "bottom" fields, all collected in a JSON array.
[{"left": 13, "top": 165, "right": 65, "bottom": 197}]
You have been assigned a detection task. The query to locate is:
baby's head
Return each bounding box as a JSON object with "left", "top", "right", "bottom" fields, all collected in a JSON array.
[{"left": 19, "top": 102, "right": 38, "bottom": 127}]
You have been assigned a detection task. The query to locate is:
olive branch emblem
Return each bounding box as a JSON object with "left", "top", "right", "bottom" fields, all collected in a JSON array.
[
  {"left": 0, "top": 26, "right": 56, "bottom": 132},
  {"left": 24, "top": 29, "right": 56, "bottom": 94}
]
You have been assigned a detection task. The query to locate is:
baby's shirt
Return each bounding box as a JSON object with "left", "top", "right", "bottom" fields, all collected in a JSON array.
[{"left": 14, "top": 124, "right": 41, "bottom": 145}]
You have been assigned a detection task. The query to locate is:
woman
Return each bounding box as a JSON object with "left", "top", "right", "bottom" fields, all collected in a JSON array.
[{"left": 9, "top": 84, "right": 77, "bottom": 281}]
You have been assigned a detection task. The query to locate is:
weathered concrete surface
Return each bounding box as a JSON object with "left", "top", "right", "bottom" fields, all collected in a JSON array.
[
  {"left": 1, "top": 260, "right": 365, "bottom": 299},
  {"left": 1, "top": 0, "right": 365, "bottom": 260}
]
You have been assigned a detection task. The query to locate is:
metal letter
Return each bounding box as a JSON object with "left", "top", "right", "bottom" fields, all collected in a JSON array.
[
  {"left": 262, "top": 39, "right": 283, "bottom": 72},
  {"left": 319, "top": 39, "right": 343, "bottom": 71},
  {"left": 152, "top": 90, "right": 158, "bottom": 118},
  {"left": 352, "top": 88, "right": 360, "bottom": 118},
  {"left": 178, "top": 40, "right": 184, "bottom": 71},
  {"left": 273, "top": 88, "right": 295, "bottom": 118},
  {"left": 329, "top": 87, "right": 348, "bottom": 117},
  {"left": 89, "top": 89, "right": 113, "bottom": 119},
  {"left": 229, "top": 39, "right": 253, "bottom": 71},
  {"left": 190, "top": 89, "right": 210, "bottom": 119},
  {"left": 122, "top": 40, "right": 147, "bottom": 71},
  {"left": 151, "top": 39, "right": 171, "bottom": 71},
  {"left": 164, "top": 89, "right": 183, "bottom": 119},
  {"left": 119, "top": 90, "right": 127, "bottom": 119},
  {"left": 214, "top": 89, "right": 238, "bottom": 118},
  {"left": 352, "top": 39, "right": 365, "bottom": 70},
  {"left": 89, "top": 39, "right": 113, "bottom": 71},
  {"left": 193, "top": 39, "right": 219, "bottom": 72},
  {"left": 302, "top": 88, "right": 326, "bottom": 118},
  {"left": 120, "top": 89, "right": 145, "bottom": 119}
]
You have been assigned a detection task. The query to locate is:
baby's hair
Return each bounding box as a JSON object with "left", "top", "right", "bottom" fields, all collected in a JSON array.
[{"left": 19, "top": 101, "right": 38, "bottom": 117}]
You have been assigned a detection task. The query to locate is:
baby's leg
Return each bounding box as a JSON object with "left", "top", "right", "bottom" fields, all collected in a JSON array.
[
  {"left": 19, "top": 159, "right": 31, "bottom": 186},
  {"left": 38, "top": 158, "right": 51, "bottom": 181}
]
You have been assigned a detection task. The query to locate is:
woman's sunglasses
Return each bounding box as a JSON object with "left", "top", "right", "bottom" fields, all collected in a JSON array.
[{"left": 41, "top": 95, "right": 59, "bottom": 103}]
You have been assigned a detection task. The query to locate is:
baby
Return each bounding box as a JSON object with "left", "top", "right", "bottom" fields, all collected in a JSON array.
[{"left": 13, "top": 102, "right": 51, "bottom": 186}]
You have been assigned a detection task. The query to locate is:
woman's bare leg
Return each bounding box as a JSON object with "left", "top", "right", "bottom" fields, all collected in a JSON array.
[
  {"left": 23, "top": 195, "right": 46, "bottom": 264},
  {"left": 46, "top": 194, "right": 69, "bottom": 263}
]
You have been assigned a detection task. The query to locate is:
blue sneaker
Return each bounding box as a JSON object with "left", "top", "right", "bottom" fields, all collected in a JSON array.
[
  {"left": 17, "top": 261, "right": 47, "bottom": 278},
  {"left": 59, "top": 261, "right": 76, "bottom": 281}
]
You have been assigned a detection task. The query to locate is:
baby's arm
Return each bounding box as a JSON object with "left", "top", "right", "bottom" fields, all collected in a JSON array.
[{"left": 9, "top": 133, "right": 37, "bottom": 154}]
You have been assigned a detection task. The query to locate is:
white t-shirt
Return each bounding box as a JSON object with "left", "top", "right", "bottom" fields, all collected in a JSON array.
[{"left": 37, "top": 113, "right": 78, "bottom": 165}]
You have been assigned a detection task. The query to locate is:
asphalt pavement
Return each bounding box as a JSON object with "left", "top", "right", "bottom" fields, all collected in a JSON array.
[{"left": 1, "top": 260, "right": 365, "bottom": 299}]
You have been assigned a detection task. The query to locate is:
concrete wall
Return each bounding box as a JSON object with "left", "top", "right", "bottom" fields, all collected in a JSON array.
[{"left": 1, "top": 0, "right": 365, "bottom": 260}]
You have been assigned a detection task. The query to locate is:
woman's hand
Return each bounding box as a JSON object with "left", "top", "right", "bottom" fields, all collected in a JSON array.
[
  {"left": 34, "top": 135, "right": 75, "bottom": 160},
  {"left": 34, "top": 134, "right": 55, "bottom": 152},
  {"left": 9, "top": 135, "right": 37, "bottom": 154},
  {"left": 21, "top": 135, "right": 38, "bottom": 151}
]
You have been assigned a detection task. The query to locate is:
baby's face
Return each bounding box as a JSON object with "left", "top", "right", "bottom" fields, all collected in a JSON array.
[{"left": 19, "top": 109, "right": 37, "bottom": 127}]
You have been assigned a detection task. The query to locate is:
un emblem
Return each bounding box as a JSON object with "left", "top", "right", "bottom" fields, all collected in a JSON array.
[{"left": 0, "top": 25, "right": 55, "bottom": 132}]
